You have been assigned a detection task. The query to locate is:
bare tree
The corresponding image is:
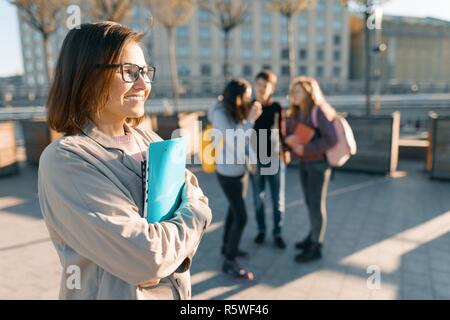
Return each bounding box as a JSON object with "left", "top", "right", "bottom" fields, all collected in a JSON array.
[
  {"left": 340, "top": 0, "right": 388, "bottom": 115},
  {"left": 200, "top": 0, "right": 248, "bottom": 81},
  {"left": 8, "top": 0, "right": 70, "bottom": 83},
  {"left": 86, "top": 0, "right": 134, "bottom": 22},
  {"left": 141, "top": 0, "right": 197, "bottom": 113},
  {"left": 267, "top": 0, "right": 317, "bottom": 80}
]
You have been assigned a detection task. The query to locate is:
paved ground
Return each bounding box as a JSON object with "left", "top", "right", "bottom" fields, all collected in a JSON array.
[{"left": 1, "top": 155, "right": 450, "bottom": 300}]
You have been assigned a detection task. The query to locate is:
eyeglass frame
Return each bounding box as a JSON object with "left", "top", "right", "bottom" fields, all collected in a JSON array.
[{"left": 96, "top": 63, "right": 156, "bottom": 84}]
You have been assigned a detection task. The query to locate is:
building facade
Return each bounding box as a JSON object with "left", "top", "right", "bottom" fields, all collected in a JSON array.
[{"left": 18, "top": 0, "right": 350, "bottom": 98}]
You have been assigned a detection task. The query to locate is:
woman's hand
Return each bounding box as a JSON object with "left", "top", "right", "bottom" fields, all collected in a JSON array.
[
  {"left": 182, "top": 170, "right": 209, "bottom": 207},
  {"left": 284, "top": 135, "right": 298, "bottom": 148},
  {"left": 248, "top": 101, "right": 263, "bottom": 123},
  {"left": 138, "top": 278, "right": 160, "bottom": 288},
  {"left": 281, "top": 150, "right": 291, "bottom": 165}
]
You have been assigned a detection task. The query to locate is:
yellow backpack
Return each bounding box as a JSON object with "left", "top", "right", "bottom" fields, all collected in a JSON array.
[{"left": 199, "top": 123, "right": 223, "bottom": 173}]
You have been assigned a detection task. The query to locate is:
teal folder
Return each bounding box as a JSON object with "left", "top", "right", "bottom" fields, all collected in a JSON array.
[{"left": 144, "top": 137, "right": 187, "bottom": 223}]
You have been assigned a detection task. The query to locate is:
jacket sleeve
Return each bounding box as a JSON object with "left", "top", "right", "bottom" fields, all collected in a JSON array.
[
  {"left": 38, "top": 145, "right": 212, "bottom": 286},
  {"left": 303, "top": 108, "right": 338, "bottom": 158}
]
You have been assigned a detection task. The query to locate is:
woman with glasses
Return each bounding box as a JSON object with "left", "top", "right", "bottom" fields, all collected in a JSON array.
[
  {"left": 38, "top": 22, "right": 212, "bottom": 300},
  {"left": 207, "top": 79, "right": 262, "bottom": 280}
]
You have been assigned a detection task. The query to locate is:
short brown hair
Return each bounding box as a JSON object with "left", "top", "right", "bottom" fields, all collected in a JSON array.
[
  {"left": 47, "top": 22, "right": 145, "bottom": 135},
  {"left": 255, "top": 69, "right": 277, "bottom": 89}
]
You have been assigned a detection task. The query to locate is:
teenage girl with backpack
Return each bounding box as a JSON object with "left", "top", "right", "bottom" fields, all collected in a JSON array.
[{"left": 284, "top": 76, "right": 338, "bottom": 263}]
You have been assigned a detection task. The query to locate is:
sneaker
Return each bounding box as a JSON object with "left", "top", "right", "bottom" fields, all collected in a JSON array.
[
  {"left": 295, "top": 233, "right": 312, "bottom": 250},
  {"left": 274, "top": 236, "right": 286, "bottom": 249},
  {"left": 222, "top": 259, "right": 255, "bottom": 280},
  {"left": 254, "top": 232, "right": 265, "bottom": 244},
  {"left": 221, "top": 247, "right": 249, "bottom": 259},
  {"left": 294, "top": 243, "right": 322, "bottom": 263}
]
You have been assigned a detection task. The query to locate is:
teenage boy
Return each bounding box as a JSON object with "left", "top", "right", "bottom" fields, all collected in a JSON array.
[{"left": 250, "top": 70, "right": 290, "bottom": 249}]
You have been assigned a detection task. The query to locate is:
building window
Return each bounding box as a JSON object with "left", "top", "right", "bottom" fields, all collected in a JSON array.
[
  {"left": 317, "top": 50, "right": 324, "bottom": 61},
  {"left": 298, "top": 33, "right": 308, "bottom": 44},
  {"left": 241, "top": 29, "right": 252, "bottom": 42},
  {"left": 333, "top": 50, "right": 341, "bottom": 61},
  {"left": 280, "top": 16, "right": 288, "bottom": 28},
  {"left": 262, "top": 48, "right": 272, "bottom": 59},
  {"left": 316, "top": 66, "right": 324, "bottom": 77},
  {"left": 200, "top": 46, "right": 211, "bottom": 57},
  {"left": 299, "top": 49, "right": 307, "bottom": 60},
  {"left": 334, "top": 2, "right": 343, "bottom": 13},
  {"left": 281, "top": 33, "right": 288, "bottom": 44},
  {"left": 261, "top": 31, "right": 271, "bottom": 42},
  {"left": 198, "top": 9, "right": 210, "bottom": 22},
  {"left": 261, "top": 12, "right": 271, "bottom": 26},
  {"left": 177, "top": 26, "right": 189, "bottom": 38},
  {"left": 262, "top": 64, "right": 272, "bottom": 70},
  {"left": 281, "top": 65, "right": 290, "bottom": 76},
  {"left": 201, "top": 64, "right": 211, "bottom": 76},
  {"left": 298, "top": 65, "right": 307, "bottom": 75},
  {"left": 242, "top": 48, "right": 253, "bottom": 59},
  {"left": 177, "top": 46, "right": 189, "bottom": 57},
  {"left": 333, "top": 19, "right": 342, "bottom": 31},
  {"left": 316, "top": 16, "right": 325, "bottom": 29},
  {"left": 333, "top": 66, "right": 341, "bottom": 77},
  {"left": 316, "top": 34, "right": 325, "bottom": 45},
  {"left": 334, "top": 35, "right": 341, "bottom": 45},
  {"left": 178, "top": 64, "right": 190, "bottom": 77},
  {"left": 242, "top": 65, "right": 253, "bottom": 77},
  {"left": 298, "top": 14, "right": 308, "bottom": 27},
  {"left": 199, "top": 28, "right": 211, "bottom": 40},
  {"left": 281, "top": 48, "right": 289, "bottom": 60}
]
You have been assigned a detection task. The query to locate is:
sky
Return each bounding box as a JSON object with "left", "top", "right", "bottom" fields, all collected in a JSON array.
[{"left": 0, "top": 0, "right": 450, "bottom": 77}]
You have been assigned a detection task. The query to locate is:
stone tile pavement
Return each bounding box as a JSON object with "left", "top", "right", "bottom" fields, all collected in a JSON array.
[{"left": 1, "top": 159, "right": 450, "bottom": 300}]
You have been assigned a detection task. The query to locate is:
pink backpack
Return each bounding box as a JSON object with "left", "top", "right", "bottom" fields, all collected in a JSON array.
[{"left": 311, "top": 105, "right": 357, "bottom": 167}]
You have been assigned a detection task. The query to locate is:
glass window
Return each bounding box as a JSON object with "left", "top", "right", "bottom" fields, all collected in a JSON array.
[
  {"left": 177, "top": 46, "right": 189, "bottom": 57},
  {"left": 316, "top": 66, "right": 324, "bottom": 77},
  {"left": 198, "top": 9, "right": 210, "bottom": 22},
  {"left": 299, "top": 49, "right": 307, "bottom": 59},
  {"left": 317, "top": 49, "right": 324, "bottom": 61},
  {"left": 241, "top": 29, "right": 252, "bottom": 42},
  {"left": 281, "top": 48, "right": 289, "bottom": 59},
  {"left": 201, "top": 64, "right": 211, "bottom": 76},
  {"left": 298, "top": 65, "right": 307, "bottom": 75},
  {"left": 316, "top": 16, "right": 325, "bottom": 29},
  {"left": 261, "top": 31, "right": 271, "bottom": 42},
  {"left": 333, "top": 50, "right": 341, "bottom": 61},
  {"left": 261, "top": 12, "right": 271, "bottom": 26},
  {"left": 281, "top": 33, "right": 288, "bottom": 44},
  {"left": 262, "top": 48, "right": 272, "bottom": 59},
  {"left": 281, "top": 65, "right": 290, "bottom": 76},
  {"left": 298, "top": 14, "right": 308, "bottom": 27},
  {"left": 199, "top": 28, "right": 211, "bottom": 40},
  {"left": 298, "top": 33, "right": 308, "bottom": 44},
  {"left": 334, "top": 35, "right": 341, "bottom": 45},
  {"left": 200, "top": 46, "right": 211, "bottom": 57},
  {"left": 316, "top": 33, "right": 325, "bottom": 45},
  {"left": 178, "top": 64, "right": 190, "bottom": 77},
  {"left": 177, "top": 26, "right": 189, "bottom": 38},
  {"left": 242, "top": 48, "right": 253, "bottom": 59},
  {"left": 333, "top": 66, "right": 341, "bottom": 77},
  {"left": 333, "top": 19, "right": 342, "bottom": 31},
  {"left": 242, "top": 64, "right": 252, "bottom": 77}
]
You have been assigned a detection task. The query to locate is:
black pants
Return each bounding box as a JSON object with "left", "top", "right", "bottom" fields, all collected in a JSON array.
[
  {"left": 217, "top": 172, "right": 249, "bottom": 260},
  {"left": 299, "top": 160, "right": 332, "bottom": 244}
]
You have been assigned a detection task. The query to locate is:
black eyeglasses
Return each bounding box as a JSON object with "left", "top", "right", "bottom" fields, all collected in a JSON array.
[{"left": 97, "top": 63, "right": 156, "bottom": 83}]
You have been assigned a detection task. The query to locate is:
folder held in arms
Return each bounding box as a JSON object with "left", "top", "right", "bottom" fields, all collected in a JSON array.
[
  {"left": 143, "top": 137, "right": 187, "bottom": 223},
  {"left": 294, "top": 121, "right": 315, "bottom": 145}
]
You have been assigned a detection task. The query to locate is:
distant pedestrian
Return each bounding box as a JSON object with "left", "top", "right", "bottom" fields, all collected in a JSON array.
[
  {"left": 284, "top": 76, "right": 337, "bottom": 263},
  {"left": 250, "top": 70, "right": 289, "bottom": 249},
  {"left": 207, "top": 79, "right": 262, "bottom": 280}
]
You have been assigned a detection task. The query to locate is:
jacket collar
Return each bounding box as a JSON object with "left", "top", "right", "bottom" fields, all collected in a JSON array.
[{"left": 81, "top": 118, "right": 135, "bottom": 151}]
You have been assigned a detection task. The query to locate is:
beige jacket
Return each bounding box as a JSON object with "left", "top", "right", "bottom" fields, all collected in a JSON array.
[{"left": 38, "top": 119, "right": 212, "bottom": 300}]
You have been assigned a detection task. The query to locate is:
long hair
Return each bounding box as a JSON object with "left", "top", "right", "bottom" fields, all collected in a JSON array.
[
  {"left": 220, "top": 78, "right": 252, "bottom": 123},
  {"left": 288, "top": 76, "right": 328, "bottom": 118},
  {"left": 47, "top": 22, "right": 145, "bottom": 135}
]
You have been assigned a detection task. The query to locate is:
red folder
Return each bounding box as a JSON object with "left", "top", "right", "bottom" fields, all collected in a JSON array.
[{"left": 293, "top": 121, "right": 315, "bottom": 145}]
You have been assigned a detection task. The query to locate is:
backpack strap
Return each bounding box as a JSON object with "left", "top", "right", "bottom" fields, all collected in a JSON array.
[{"left": 311, "top": 106, "right": 319, "bottom": 128}]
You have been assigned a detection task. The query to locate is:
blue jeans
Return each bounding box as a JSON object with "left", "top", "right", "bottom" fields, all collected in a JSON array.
[{"left": 250, "top": 162, "right": 286, "bottom": 236}]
